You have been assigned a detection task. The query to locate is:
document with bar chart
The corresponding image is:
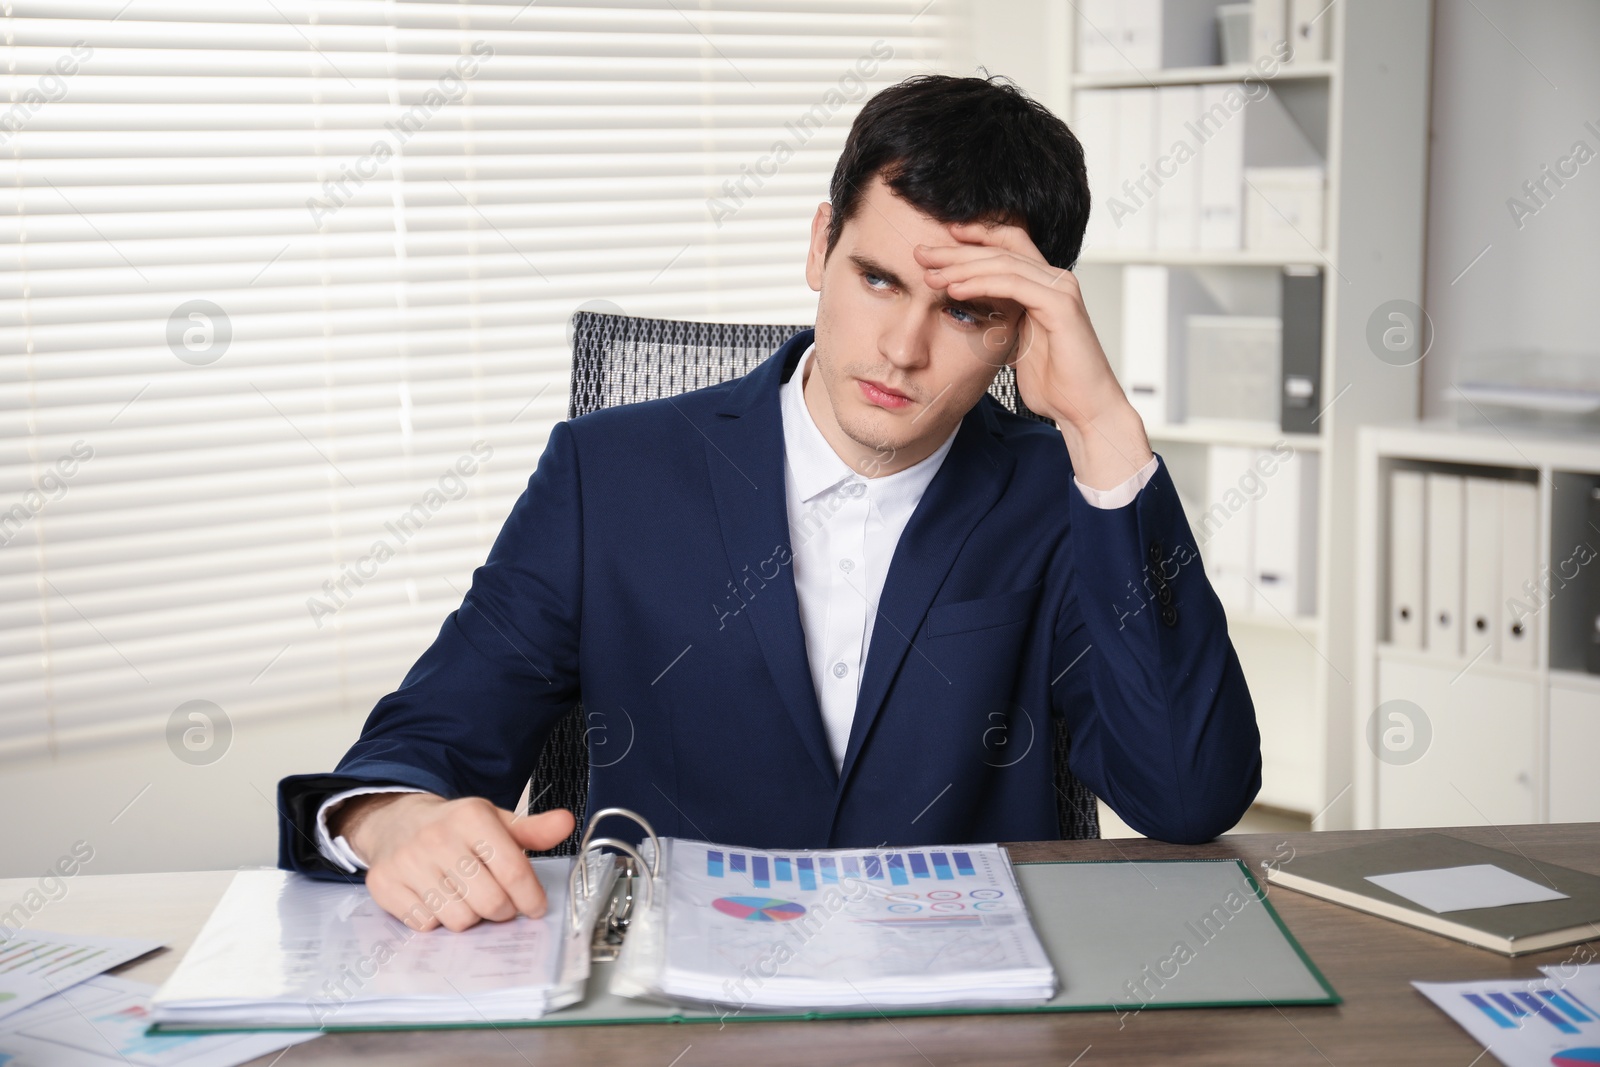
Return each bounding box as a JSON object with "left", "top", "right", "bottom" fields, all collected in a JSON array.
[
  {"left": 0, "top": 928, "right": 163, "bottom": 1021},
  {"left": 612, "top": 838, "right": 1056, "bottom": 1011},
  {"left": 1415, "top": 970, "right": 1600, "bottom": 1067}
]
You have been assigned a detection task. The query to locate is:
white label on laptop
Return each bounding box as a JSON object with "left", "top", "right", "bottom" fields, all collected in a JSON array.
[{"left": 1366, "top": 864, "right": 1569, "bottom": 913}]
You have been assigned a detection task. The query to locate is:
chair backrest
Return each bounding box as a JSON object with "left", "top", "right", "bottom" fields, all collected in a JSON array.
[{"left": 531, "top": 311, "right": 1099, "bottom": 853}]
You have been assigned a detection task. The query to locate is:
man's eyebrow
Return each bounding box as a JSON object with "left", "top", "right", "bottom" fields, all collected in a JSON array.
[
  {"left": 848, "top": 253, "right": 909, "bottom": 289},
  {"left": 846, "top": 252, "right": 1002, "bottom": 316}
]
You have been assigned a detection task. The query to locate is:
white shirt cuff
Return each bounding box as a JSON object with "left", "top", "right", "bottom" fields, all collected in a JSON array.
[
  {"left": 1073, "top": 454, "right": 1160, "bottom": 509},
  {"left": 315, "top": 785, "right": 427, "bottom": 873}
]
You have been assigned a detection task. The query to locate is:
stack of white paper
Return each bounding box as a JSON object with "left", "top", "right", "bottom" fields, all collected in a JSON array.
[
  {"left": 613, "top": 840, "right": 1056, "bottom": 1011},
  {"left": 150, "top": 856, "right": 614, "bottom": 1029}
]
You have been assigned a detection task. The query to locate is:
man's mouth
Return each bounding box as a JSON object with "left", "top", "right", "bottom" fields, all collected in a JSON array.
[{"left": 858, "top": 378, "right": 913, "bottom": 409}]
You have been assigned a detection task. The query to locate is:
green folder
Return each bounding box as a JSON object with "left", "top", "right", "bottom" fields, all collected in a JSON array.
[{"left": 151, "top": 857, "right": 1337, "bottom": 1033}]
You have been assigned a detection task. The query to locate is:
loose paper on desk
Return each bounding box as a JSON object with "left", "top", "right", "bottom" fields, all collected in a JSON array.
[
  {"left": 611, "top": 839, "right": 1056, "bottom": 1011},
  {"left": 0, "top": 974, "right": 318, "bottom": 1067},
  {"left": 0, "top": 929, "right": 163, "bottom": 1020},
  {"left": 1368, "top": 864, "right": 1570, "bottom": 914},
  {"left": 1415, "top": 964, "right": 1600, "bottom": 1067}
]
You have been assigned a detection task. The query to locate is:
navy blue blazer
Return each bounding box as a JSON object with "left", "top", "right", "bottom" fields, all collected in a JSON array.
[{"left": 278, "top": 328, "right": 1260, "bottom": 879}]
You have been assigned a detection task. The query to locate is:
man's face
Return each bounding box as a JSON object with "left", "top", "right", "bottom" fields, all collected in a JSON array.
[{"left": 803, "top": 174, "right": 1027, "bottom": 466}]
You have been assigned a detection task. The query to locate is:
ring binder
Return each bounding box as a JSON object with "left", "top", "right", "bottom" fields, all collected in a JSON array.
[
  {"left": 567, "top": 807, "right": 660, "bottom": 929},
  {"left": 567, "top": 838, "right": 652, "bottom": 927}
]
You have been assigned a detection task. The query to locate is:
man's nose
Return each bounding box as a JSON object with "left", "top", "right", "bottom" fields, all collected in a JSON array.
[{"left": 878, "top": 311, "right": 933, "bottom": 373}]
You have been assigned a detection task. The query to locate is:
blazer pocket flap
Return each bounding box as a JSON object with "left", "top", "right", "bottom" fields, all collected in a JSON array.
[{"left": 923, "top": 583, "right": 1042, "bottom": 638}]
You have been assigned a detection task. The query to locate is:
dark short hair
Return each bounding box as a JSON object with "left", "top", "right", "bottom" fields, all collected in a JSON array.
[{"left": 826, "top": 72, "right": 1090, "bottom": 271}]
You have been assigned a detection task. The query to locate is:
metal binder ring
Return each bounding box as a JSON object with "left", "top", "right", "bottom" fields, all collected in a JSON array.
[
  {"left": 575, "top": 806, "right": 660, "bottom": 896},
  {"left": 567, "top": 836, "right": 653, "bottom": 927}
]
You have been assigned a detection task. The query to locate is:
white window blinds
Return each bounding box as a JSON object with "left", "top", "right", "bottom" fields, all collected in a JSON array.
[{"left": 0, "top": 1, "right": 962, "bottom": 762}]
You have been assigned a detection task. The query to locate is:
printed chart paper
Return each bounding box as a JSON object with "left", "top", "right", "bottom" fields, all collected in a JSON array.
[
  {"left": 617, "top": 839, "right": 1056, "bottom": 1010},
  {"left": 0, "top": 974, "right": 318, "bottom": 1067},
  {"left": 0, "top": 929, "right": 163, "bottom": 1020},
  {"left": 1416, "top": 965, "right": 1600, "bottom": 1067}
]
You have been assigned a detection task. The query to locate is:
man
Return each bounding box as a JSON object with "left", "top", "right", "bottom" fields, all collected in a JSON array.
[{"left": 277, "top": 73, "right": 1261, "bottom": 933}]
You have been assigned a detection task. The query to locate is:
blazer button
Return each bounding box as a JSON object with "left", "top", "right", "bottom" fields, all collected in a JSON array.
[
  {"left": 1147, "top": 540, "right": 1163, "bottom": 564},
  {"left": 1156, "top": 584, "right": 1173, "bottom": 606},
  {"left": 1160, "top": 604, "right": 1179, "bottom": 627}
]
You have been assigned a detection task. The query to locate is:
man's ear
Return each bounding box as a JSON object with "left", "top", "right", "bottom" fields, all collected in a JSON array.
[{"left": 805, "top": 202, "right": 832, "bottom": 293}]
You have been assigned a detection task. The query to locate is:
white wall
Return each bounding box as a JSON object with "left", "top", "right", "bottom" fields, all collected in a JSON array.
[
  {"left": 1420, "top": 0, "right": 1600, "bottom": 417},
  {"left": 0, "top": 710, "right": 364, "bottom": 878}
]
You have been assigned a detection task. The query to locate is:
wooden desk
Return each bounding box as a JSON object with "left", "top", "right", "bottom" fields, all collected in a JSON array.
[{"left": 5, "top": 824, "right": 1596, "bottom": 1065}]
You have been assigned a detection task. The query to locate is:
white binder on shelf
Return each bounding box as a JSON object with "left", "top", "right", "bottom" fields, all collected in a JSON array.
[
  {"left": 1076, "top": 0, "right": 1125, "bottom": 74},
  {"left": 1251, "top": 0, "right": 1289, "bottom": 64},
  {"left": 1204, "top": 445, "right": 1257, "bottom": 614},
  {"left": 1388, "top": 469, "right": 1426, "bottom": 650},
  {"left": 1114, "top": 88, "right": 1158, "bottom": 251},
  {"left": 1424, "top": 473, "right": 1465, "bottom": 657},
  {"left": 1080, "top": 0, "right": 1229, "bottom": 74},
  {"left": 1288, "top": 0, "right": 1330, "bottom": 62},
  {"left": 1254, "top": 450, "right": 1319, "bottom": 618},
  {"left": 1118, "top": 265, "right": 1219, "bottom": 428},
  {"left": 1154, "top": 86, "right": 1202, "bottom": 251},
  {"left": 1076, "top": 90, "right": 1120, "bottom": 255},
  {"left": 1462, "top": 476, "right": 1502, "bottom": 662},
  {"left": 1119, "top": 0, "right": 1162, "bottom": 71},
  {"left": 1197, "top": 84, "right": 1245, "bottom": 251},
  {"left": 1499, "top": 480, "right": 1540, "bottom": 669},
  {"left": 1121, "top": 265, "right": 1170, "bottom": 428}
]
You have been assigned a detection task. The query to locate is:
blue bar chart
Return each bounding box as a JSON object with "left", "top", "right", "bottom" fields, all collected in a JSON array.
[
  {"left": 702, "top": 846, "right": 989, "bottom": 891},
  {"left": 1419, "top": 976, "right": 1600, "bottom": 1067},
  {"left": 1460, "top": 986, "right": 1596, "bottom": 1036}
]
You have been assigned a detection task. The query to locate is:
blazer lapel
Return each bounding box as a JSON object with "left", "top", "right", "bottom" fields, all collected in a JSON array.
[
  {"left": 834, "top": 399, "right": 1017, "bottom": 790},
  {"left": 700, "top": 329, "right": 839, "bottom": 787}
]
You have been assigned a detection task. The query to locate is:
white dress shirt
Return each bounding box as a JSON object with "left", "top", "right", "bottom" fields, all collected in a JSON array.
[{"left": 314, "top": 341, "right": 1158, "bottom": 870}]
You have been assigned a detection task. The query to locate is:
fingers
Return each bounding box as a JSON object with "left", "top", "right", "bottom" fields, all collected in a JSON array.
[
  {"left": 479, "top": 813, "right": 550, "bottom": 919},
  {"left": 438, "top": 861, "right": 517, "bottom": 931},
  {"left": 504, "top": 807, "right": 577, "bottom": 853},
  {"left": 361, "top": 797, "right": 568, "bottom": 932},
  {"left": 917, "top": 244, "right": 1068, "bottom": 292},
  {"left": 946, "top": 219, "right": 1045, "bottom": 259},
  {"left": 365, "top": 867, "right": 438, "bottom": 932}
]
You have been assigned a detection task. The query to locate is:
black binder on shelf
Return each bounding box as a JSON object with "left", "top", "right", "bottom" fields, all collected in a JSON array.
[{"left": 1280, "top": 265, "right": 1324, "bottom": 433}]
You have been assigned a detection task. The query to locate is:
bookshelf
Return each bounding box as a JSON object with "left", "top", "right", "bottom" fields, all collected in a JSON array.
[
  {"left": 1353, "top": 423, "right": 1600, "bottom": 830},
  {"left": 1048, "top": 2, "right": 1434, "bottom": 827},
  {"left": 1072, "top": 59, "right": 1337, "bottom": 90}
]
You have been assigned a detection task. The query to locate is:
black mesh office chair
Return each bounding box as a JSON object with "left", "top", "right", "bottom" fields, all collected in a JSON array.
[{"left": 530, "top": 311, "right": 1100, "bottom": 853}]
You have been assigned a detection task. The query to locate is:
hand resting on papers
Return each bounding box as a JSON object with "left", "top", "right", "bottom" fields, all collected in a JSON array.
[{"left": 327, "top": 792, "right": 576, "bottom": 931}]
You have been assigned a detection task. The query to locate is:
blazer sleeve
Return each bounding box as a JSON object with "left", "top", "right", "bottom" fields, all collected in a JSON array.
[
  {"left": 277, "top": 420, "right": 586, "bottom": 878},
  {"left": 1050, "top": 456, "right": 1262, "bottom": 844}
]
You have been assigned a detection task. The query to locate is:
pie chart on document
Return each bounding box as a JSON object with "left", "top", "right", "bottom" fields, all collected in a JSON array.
[{"left": 711, "top": 896, "right": 807, "bottom": 922}]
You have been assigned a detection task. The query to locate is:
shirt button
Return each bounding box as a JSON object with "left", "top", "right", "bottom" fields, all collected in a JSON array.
[
  {"left": 839, "top": 558, "right": 854, "bottom": 573},
  {"left": 844, "top": 481, "right": 866, "bottom": 498},
  {"left": 832, "top": 661, "right": 849, "bottom": 678}
]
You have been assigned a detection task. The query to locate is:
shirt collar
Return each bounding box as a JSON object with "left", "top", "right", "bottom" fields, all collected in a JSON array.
[{"left": 780, "top": 341, "right": 960, "bottom": 507}]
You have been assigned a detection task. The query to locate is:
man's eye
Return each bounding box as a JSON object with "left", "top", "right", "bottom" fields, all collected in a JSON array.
[
  {"left": 863, "top": 272, "right": 891, "bottom": 290},
  {"left": 948, "top": 306, "right": 979, "bottom": 326}
]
